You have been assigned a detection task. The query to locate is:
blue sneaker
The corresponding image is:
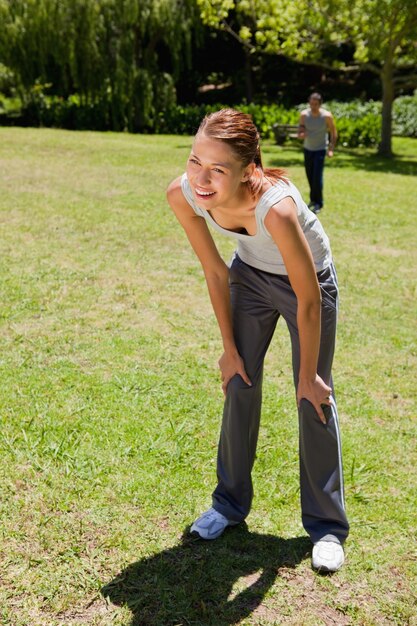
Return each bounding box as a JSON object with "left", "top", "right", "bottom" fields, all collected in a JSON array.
[{"left": 190, "top": 507, "right": 238, "bottom": 540}]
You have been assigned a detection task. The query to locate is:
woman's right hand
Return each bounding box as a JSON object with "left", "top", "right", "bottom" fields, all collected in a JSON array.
[
  {"left": 297, "top": 374, "right": 332, "bottom": 425},
  {"left": 218, "top": 351, "right": 252, "bottom": 396}
]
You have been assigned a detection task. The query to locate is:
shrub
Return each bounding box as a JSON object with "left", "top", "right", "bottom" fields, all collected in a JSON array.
[
  {"left": 1, "top": 91, "right": 415, "bottom": 145},
  {"left": 335, "top": 113, "right": 381, "bottom": 147},
  {"left": 156, "top": 102, "right": 299, "bottom": 139},
  {"left": 392, "top": 93, "right": 417, "bottom": 138},
  {"left": 154, "top": 99, "right": 386, "bottom": 146},
  {"left": 310, "top": 95, "right": 417, "bottom": 142}
]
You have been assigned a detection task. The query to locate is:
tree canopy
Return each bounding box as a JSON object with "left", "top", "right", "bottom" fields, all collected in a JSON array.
[
  {"left": 197, "top": 0, "right": 417, "bottom": 154},
  {"left": 0, "top": 0, "right": 200, "bottom": 131},
  {"left": 0, "top": 0, "right": 416, "bottom": 148}
]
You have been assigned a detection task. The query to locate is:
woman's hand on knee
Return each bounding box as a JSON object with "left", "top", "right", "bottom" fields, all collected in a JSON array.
[
  {"left": 218, "top": 351, "right": 252, "bottom": 396},
  {"left": 297, "top": 374, "right": 332, "bottom": 424}
]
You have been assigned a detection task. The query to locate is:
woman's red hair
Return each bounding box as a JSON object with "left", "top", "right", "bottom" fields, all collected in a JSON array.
[{"left": 197, "top": 108, "right": 287, "bottom": 196}]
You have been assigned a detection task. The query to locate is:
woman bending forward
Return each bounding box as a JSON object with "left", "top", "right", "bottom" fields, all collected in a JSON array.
[{"left": 166, "top": 109, "right": 349, "bottom": 573}]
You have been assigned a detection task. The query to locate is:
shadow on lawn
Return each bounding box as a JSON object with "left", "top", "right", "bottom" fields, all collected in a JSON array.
[
  {"left": 266, "top": 145, "right": 417, "bottom": 177},
  {"left": 102, "top": 524, "right": 311, "bottom": 626}
]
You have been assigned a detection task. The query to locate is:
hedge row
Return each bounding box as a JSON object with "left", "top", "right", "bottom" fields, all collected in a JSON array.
[
  {"left": 0, "top": 93, "right": 416, "bottom": 147},
  {"left": 157, "top": 101, "right": 383, "bottom": 146},
  {"left": 155, "top": 97, "right": 416, "bottom": 147}
]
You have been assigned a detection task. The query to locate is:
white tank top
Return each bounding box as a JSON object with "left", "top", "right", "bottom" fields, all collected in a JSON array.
[{"left": 181, "top": 173, "right": 332, "bottom": 275}]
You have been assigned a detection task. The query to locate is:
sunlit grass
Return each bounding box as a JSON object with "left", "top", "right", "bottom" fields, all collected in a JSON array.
[{"left": 0, "top": 127, "right": 416, "bottom": 625}]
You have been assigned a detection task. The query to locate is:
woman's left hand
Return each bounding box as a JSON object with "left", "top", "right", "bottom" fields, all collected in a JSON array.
[{"left": 297, "top": 374, "right": 332, "bottom": 424}]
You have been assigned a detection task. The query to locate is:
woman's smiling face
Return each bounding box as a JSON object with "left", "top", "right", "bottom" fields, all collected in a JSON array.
[{"left": 186, "top": 133, "right": 251, "bottom": 210}]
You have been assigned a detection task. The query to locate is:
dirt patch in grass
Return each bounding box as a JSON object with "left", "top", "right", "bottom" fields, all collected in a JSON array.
[{"left": 56, "top": 595, "right": 117, "bottom": 625}]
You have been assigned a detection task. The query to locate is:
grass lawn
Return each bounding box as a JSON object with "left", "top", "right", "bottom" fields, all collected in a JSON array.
[{"left": 0, "top": 127, "right": 416, "bottom": 626}]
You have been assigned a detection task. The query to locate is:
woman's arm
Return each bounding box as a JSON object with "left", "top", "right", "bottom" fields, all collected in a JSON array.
[
  {"left": 264, "top": 197, "right": 332, "bottom": 423},
  {"left": 166, "top": 177, "right": 251, "bottom": 394}
]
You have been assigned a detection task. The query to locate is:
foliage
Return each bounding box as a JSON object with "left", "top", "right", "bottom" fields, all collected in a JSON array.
[
  {"left": 314, "top": 0, "right": 417, "bottom": 69},
  {"left": 319, "top": 100, "right": 381, "bottom": 146},
  {"left": 325, "top": 95, "right": 417, "bottom": 141},
  {"left": 156, "top": 101, "right": 299, "bottom": 136},
  {"left": 0, "top": 61, "right": 15, "bottom": 95},
  {"left": 0, "top": 0, "right": 199, "bottom": 132},
  {"left": 1, "top": 0, "right": 415, "bottom": 147},
  {"left": 309, "top": 0, "right": 417, "bottom": 154},
  {"left": 155, "top": 97, "right": 416, "bottom": 147},
  {"left": 196, "top": 0, "right": 417, "bottom": 155},
  {"left": 197, "top": 0, "right": 417, "bottom": 76},
  {"left": 197, "top": 0, "right": 417, "bottom": 68},
  {"left": 156, "top": 96, "right": 415, "bottom": 146},
  {"left": 2, "top": 94, "right": 416, "bottom": 146},
  {"left": 336, "top": 114, "right": 380, "bottom": 147},
  {"left": 392, "top": 92, "right": 417, "bottom": 138}
]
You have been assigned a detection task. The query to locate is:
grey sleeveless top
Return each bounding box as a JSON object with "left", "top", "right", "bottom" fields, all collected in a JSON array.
[
  {"left": 304, "top": 109, "right": 328, "bottom": 151},
  {"left": 181, "top": 173, "right": 332, "bottom": 275}
]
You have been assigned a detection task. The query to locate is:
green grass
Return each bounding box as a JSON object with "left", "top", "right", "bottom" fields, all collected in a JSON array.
[{"left": 0, "top": 127, "right": 416, "bottom": 626}]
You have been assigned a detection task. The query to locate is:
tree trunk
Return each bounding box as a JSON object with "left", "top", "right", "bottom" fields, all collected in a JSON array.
[{"left": 378, "top": 59, "right": 394, "bottom": 157}]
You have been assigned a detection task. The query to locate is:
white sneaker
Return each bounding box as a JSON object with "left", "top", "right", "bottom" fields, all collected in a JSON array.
[
  {"left": 190, "top": 507, "right": 238, "bottom": 540},
  {"left": 312, "top": 540, "right": 345, "bottom": 572}
]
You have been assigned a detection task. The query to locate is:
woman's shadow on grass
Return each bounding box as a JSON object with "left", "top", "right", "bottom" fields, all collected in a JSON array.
[{"left": 101, "top": 524, "right": 311, "bottom": 626}]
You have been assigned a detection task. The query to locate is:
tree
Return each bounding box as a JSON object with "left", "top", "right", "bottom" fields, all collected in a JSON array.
[
  {"left": 197, "top": 0, "right": 417, "bottom": 156},
  {"left": 0, "top": 0, "right": 201, "bottom": 131},
  {"left": 309, "top": 0, "right": 417, "bottom": 156}
]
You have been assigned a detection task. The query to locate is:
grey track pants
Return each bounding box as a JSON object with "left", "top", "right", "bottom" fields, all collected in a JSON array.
[{"left": 212, "top": 255, "right": 349, "bottom": 545}]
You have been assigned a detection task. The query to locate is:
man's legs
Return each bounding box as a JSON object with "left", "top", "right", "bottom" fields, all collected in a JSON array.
[
  {"left": 311, "top": 149, "right": 326, "bottom": 209},
  {"left": 303, "top": 148, "right": 315, "bottom": 205}
]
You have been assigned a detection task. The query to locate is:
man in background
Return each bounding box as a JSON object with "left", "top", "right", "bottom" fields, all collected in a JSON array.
[{"left": 298, "top": 93, "right": 337, "bottom": 214}]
